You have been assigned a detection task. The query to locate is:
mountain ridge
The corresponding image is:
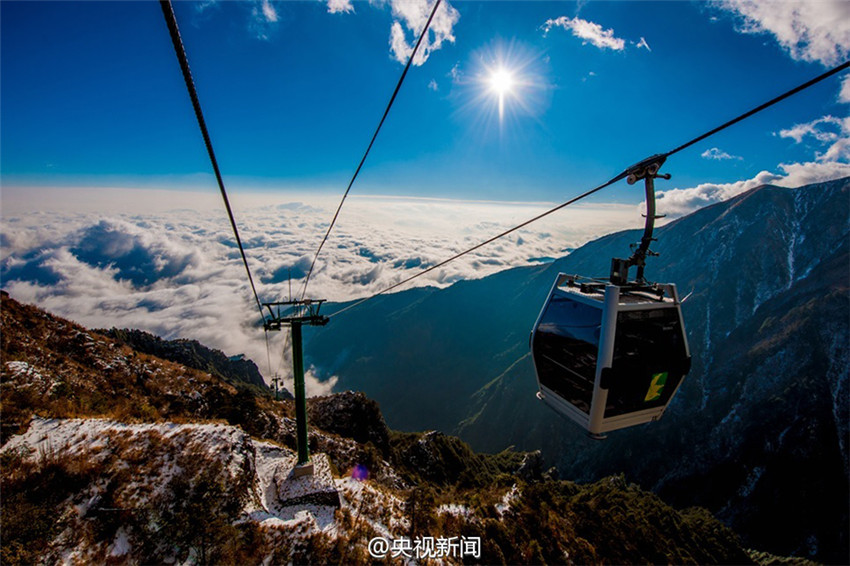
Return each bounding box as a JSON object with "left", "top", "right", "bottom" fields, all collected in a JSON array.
[
  {"left": 100, "top": 326, "right": 279, "bottom": 394},
  {"left": 305, "top": 176, "right": 850, "bottom": 562},
  {"left": 0, "top": 293, "right": 759, "bottom": 565}
]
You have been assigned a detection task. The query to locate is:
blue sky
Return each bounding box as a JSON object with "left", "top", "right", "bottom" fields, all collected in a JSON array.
[
  {"left": 1, "top": 0, "right": 848, "bottom": 386},
  {"left": 2, "top": 0, "right": 848, "bottom": 207}
]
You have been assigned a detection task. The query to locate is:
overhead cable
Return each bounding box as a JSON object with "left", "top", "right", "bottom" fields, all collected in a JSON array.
[
  {"left": 328, "top": 60, "right": 850, "bottom": 318},
  {"left": 160, "top": 0, "right": 265, "bottom": 320},
  {"left": 665, "top": 60, "right": 849, "bottom": 158},
  {"left": 300, "top": 0, "right": 445, "bottom": 300},
  {"left": 328, "top": 173, "right": 626, "bottom": 318}
]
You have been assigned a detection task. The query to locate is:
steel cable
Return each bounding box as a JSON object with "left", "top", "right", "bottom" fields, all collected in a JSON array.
[
  {"left": 664, "top": 60, "right": 849, "bottom": 159},
  {"left": 328, "top": 60, "right": 850, "bottom": 318},
  {"left": 160, "top": 0, "right": 275, "bottom": 376},
  {"left": 300, "top": 0, "right": 444, "bottom": 300},
  {"left": 160, "top": 0, "right": 265, "bottom": 320}
]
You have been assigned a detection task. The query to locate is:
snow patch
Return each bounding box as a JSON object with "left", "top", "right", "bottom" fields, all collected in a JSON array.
[
  {"left": 108, "top": 527, "right": 131, "bottom": 557},
  {"left": 3, "top": 416, "right": 442, "bottom": 561},
  {"left": 495, "top": 484, "right": 520, "bottom": 517},
  {"left": 437, "top": 503, "right": 471, "bottom": 517},
  {"left": 4, "top": 360, "right": 58, "bottom": 393}
]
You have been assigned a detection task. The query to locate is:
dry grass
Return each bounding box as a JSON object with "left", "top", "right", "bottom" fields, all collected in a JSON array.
[{"left": 1, "top": 295, "right": 757, "bottom": 565}]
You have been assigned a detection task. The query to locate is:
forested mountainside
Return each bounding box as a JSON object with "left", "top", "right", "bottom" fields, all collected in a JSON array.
[
  {"left": 101, "top": 327, "right": 275, "bottom": 393},
  {"left": 0, "top": 293, "right": 759, "bottom": 564},
  {"left": 305, "top": 177, "right": 850, "bottom": 562}
]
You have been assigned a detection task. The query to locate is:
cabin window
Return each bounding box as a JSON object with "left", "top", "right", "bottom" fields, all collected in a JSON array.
[
  {"left": 604, "top": 307, "right": 687, "bottom": 418},
  {"left": 534, "top": 296, "right": 601, "bottom": 414}
]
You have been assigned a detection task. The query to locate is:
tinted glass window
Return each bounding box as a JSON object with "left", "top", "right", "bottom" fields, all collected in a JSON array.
[
  {"left": 604, "top": 307, "right": 688, "bottom": 418},
  {"left": 533, "top": 294, "right": 601, "bottom": 414}
]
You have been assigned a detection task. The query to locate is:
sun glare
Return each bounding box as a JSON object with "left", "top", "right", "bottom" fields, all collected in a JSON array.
[
  {"left": 489, "top": 67, "right": 516, "bottom": 121},
  {"left": 489, "top": 68, "right": 515, "bottom": 95},
  {"left": 465, "top": 42, "right": 546, "bottom": 131}
]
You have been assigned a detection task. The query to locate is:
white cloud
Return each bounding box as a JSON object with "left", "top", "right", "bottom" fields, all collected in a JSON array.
[
  {"left": 390, "top": 21, "right": 410, "bottom": 63},
  {"left": 327, "top": 0, "right": 354, "bottom": 15},
  {"left": 654, "top": 171, "right": 783, "bottom": 217},
  {"left": 195, "top": 1, "right": 218, "bottom": 16},
  {"left": 701, "top": 147, "right": 743, "bottom": 161},
  {"left": 818, "top": 137, "right": 850, "bottom": 162},
  {"left": 840, "top": 75, "right": 850, "bottom": 103},
  {"left": 777, "top": 159, "right": 850, "bottom": 185},
  {"left": 636, "top": 37, "right": 652, "bottom": 51},
  {"left": 389, "top": 0, "right": 460, "bottom": 66},
  {"left": 779, "top": 115, "right": 843, "bottom": 143},
  {"left": 261, "top": 0, "right": 278, "bottom": 23},
  {"left": 779, "top": 114, "right": 850, "bottom": 162},
  {"left": 716, "top": 0, "right": 850, "bottom": 65},
  {"left": 200, "top": 0, "right": 457, "bottom": 63},
  {"left": 655, "top": 162, "right": 849, "bottom": 217},
  {"left": 193, "top": 0, "right": 279, "bottom": 39},
  {"left": 428, "top": 79, "right": 439, "bottom": 91},
  {"left": 1, "top": 190, "right": 639, "bottom": 392},
  {"left": 249, "top": 0, "right": 280, "bottom": 40},
  {"left": 542, "top": 16, "right": 626, "bottom": 51},
  {"left": 659, "top": 108, "right": 849, "bottom": 217}
]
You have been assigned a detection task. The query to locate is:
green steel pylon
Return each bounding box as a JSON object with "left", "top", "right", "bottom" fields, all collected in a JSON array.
[{"left": 263, "top": 300, "right": 328, "bottom": 466}]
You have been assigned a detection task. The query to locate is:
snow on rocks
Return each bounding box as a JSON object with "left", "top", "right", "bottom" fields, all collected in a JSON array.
[
  {"left": 249, "top": 444, "right": 340, "bottom": 516},
  {"left": 496, "top": 484, "right": 520, "bottom": 517},
  {"left": 2, "top": 416, "right": 409, "bottom": 554},
  {"left": 3, "top": 360, "right": 58, "bottom": 394},
  {"left": 437, "top": 503, "right": 472, "bottom": 518},
  {"left": 107, "top": 527, "right": 131, "bottom": 557}
]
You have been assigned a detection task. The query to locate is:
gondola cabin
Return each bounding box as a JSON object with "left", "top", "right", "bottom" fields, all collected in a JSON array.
[{"left": 531, "top": 274, "right": 691, "bottom": 438}]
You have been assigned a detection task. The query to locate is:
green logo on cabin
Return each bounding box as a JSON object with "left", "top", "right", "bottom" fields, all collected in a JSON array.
[{"left": 644, "top": 372, "right": 668, "bottom": 402}]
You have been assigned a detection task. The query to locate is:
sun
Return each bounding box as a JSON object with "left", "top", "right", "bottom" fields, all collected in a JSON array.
[
  {"left": 488, "top": 67, "right": 516, "bottom": 121},
  {"left": 489, "top": 68, "right": 515, "bottom": 95},
  {"left": 465, "top": 41, "right": 545, "bottom": 130}
]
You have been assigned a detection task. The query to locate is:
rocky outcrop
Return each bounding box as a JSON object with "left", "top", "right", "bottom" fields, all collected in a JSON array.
[
  {"left": 307, "top": 390, "right": 390, "bottom": 456},
  {"left": 2, "top": 416, "right": 755, "bottom": 566},
  {"left": 102, "top": 327, "right": 277, "bottom": 393},
  {"left": 306, "top": 177, "right": 850, "bottom": 562}
]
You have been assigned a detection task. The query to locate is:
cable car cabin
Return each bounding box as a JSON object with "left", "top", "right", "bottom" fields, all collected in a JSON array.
[{"left": 531, "top": 274, "right": 691, "bottom": 438}]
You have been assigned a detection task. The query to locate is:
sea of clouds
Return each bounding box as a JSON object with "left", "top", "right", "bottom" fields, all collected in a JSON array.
[
  {"left": 1, "top": 188, "right": 640, "bottom": 394},
  {"left": 4, "top": 0, "right": 849, "bottom": 395}
]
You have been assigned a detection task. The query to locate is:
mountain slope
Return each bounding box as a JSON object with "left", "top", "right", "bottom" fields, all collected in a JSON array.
[
  {"left": 101, "top": 327, "right": 277, "bottom": 393},
  {"left": 2, "top": 416, "right": 754, "bottom": 565},
  {"left": 0, "top": 294, "right": 757, "bottom": 565},
  {"left": 0, "top": 292, "right": 279, "bottom": 443},
  {"left": 305, "top": 177, "right": 850, "bottom": 561}
]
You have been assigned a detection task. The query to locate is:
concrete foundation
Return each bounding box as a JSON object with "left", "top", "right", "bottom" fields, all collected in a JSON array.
[{"left": 276, "top": 453, "right": 340, "bottom": 509}]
